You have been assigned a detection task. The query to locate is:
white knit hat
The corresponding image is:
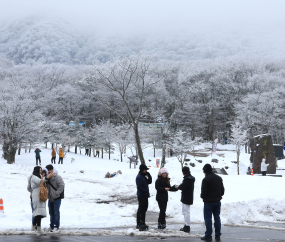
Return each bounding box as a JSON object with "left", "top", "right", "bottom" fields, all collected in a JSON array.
[{"left": 158, "top": 167, "right": 169, "bottom": 176}]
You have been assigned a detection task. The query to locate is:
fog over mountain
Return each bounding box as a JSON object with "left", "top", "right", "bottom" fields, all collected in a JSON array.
[{"left": 0, "top": 0, "right": 284, "bottom": 64}]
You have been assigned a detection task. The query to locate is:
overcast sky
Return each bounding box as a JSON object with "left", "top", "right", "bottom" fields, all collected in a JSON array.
[{"left": 0, "top": 0, "right": 285, "bottom": 35}]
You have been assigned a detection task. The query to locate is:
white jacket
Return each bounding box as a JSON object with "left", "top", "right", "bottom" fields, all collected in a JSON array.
[{"left": 261, "top": 161, "right": 269, "bottom": 172}]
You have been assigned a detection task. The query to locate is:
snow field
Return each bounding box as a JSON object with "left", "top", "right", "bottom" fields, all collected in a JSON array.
[{"left": 0, "top": 143, "right": 285, "bottom": 232}]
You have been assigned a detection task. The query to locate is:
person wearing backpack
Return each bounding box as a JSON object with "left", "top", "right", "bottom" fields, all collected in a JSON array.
[
  {"left": 45, "top": 164, "right": 65, "bottom": 232},
  {"left": 34, "top": 148, "right": 42, "bottom": 165},
  {"left": 28, "top": 166, "right": 53, "bottom": 234}
]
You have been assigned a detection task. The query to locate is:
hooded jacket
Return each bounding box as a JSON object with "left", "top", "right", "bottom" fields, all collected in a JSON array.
[
  {"left": 59, "top": 148, "right": 64, "bottom": 158},
  {"left": 52, "top": 148, "right": 56, "bottom": 157},
  {"left": 46, "top": 169, "right": 65, "bottom": 202},
  {"left": 178, "top": 173, "right": 195, "bottom": 205}
]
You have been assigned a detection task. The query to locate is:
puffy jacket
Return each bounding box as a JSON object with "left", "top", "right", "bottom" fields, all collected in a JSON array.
[
  {"left": 178, "top": 173, "right": 195, "bottom": 205},
  {"left": 136, "top": 171, "right": 152, "bottom": 198},
  {"left": 59, "top": 149, "right": 64, "bottom": 158},
  {"left": 201, "top": 172, "right": 225, "bottom": 203},
  {"left": 46, "top": 173, "right": 65, "bottom": 202},
  {"left": 155, "top": 176, "right": 177, "bottom": 202},
  {"left": 261, "top": 161, "right": 269, "bottom": 171},
  {"left": 34, "top": 149, "right": 41, "bottom": 157},
  {"left": 51, "top": 148, "right": 56, "bottom": 157}
]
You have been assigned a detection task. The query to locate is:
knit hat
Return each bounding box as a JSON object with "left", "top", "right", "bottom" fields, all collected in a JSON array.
[
  {"left": 182, "top": 166, "right": 190, "bottom": 174},
  {"left": 139, "top": 164, "right": 149, "bottom": 171},
  {"left": 203, "top": 164, "right": 213, "bottom": 173},
  {"left": 158, "top": 168, "right": 169, "bottom": 176}
]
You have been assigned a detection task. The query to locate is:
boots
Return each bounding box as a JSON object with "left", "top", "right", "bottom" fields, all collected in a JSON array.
[
  {"left": 36, "top": 226, "right": 46, "bottom": 235},
  {"left": 139, "top": 221, "right": 149, "bottom": 231},
  {"left": 157, "top": 223, "right": 162, "bottom": 229},
  {"left": 161, "top": 224, "right": 166, "bottom": 230},
  {"left": 180, "top": 225, "right": 190, "bottom": 233},
  {"left": 31, "top": 225, "right": 36, "bottom": 231}
]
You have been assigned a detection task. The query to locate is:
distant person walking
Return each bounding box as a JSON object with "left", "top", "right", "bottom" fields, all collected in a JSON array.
[
  {"left": 51, "top": 148, "right": 56, "bottom": 164},
  {"left": 58, "top": 148, "right": 64, "bottom": 164},
  {"left": 45, "top": 165, "right": 65, "bottom": 232},
  {"left": 34, "top": 148, "right": 41, "bottom": 165},
  {"left": 155, "top": 168, "right": 177, "bottom": 230},
  {"left": 95, "top": 148, "right": 100, "bottom": 157},
  {"left": 200, "top": 164, "right": 225, "bottom": 241},
  {"left": 261, "top": 158, "right": 269, "bottom": 176},
  {"left": 177, "top": 166, "right": 195, "bottom": 233},
  {"left": 136, "top": 164, "right": 152, "bottom": 231},
  {"left": 85, "top": 148, "right": 89, "bottom": 156}
]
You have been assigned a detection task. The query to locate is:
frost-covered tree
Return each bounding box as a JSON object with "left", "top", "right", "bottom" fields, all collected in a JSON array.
[{"left": 231, "top": 121, "right": 248, "bottom": 175}]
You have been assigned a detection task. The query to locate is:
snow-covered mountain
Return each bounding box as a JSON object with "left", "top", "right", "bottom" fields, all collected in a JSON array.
[{"left": 0, "top": 17, "right": 285, "bottom": 65}]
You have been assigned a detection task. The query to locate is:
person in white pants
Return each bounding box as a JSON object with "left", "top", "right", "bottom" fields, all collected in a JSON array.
[
  {"left": 178, "top": 166, "right": 195, "bottom": 233},
  {"left": 261, "top": 158, "right": 269, "bottom": 176}
]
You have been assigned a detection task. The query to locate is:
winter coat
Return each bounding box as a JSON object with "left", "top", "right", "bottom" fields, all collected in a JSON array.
[
  {"left": 261, "top": 161, "right": 269, "bottom": 171},
  {"left": 155, "top": 176, "right": 177, "bottom": 202},
  {"left": 201, "top": 171, "right": 225, "bottom": 203},
  {"left": 136, "top": 171, "right": 152, "bottom": 198},
  {"left": 51, "top": 148, "right": 56, "bottom": 157},
  {"left": 34, "top": 149, "right": 41, "bottom": 157},
  {"left": 28, "top": 174, "right": 47, "bottom": 217},
  {"left": 178, "top": 173, "right": 195, "bottom": 205},
  {"left": 59, "top": 149, "right": 64, "bottom": 158},
  {"left": 46, "top": 173, "right": 65, "bottom": 202}
]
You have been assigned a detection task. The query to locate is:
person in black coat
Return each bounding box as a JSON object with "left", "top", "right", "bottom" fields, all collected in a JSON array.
[
  {"left": 178, "top": 166, "right": 195, "bottom": 233},
  {"left": 200, "top": 164, "right": 225, "bottom": 241},
  {"left": 136, "top": 164, "right": 152, "bottom": 231},
  {"left": 155, "top": 167, "right": 177, "bottom": 229}
]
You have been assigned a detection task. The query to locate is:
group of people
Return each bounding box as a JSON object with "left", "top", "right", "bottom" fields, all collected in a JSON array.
[
  {"left": 34, "top": 147, "right": 65, "bottom": 165},
  {"left": 27, "top": 164, "right": 65, "bottom": 235},
  {"left": 136, "top": 163, "right": 225, "bottom": 241},
  {"left": 85, "top": 147, "right": 100, "bottom": 157}
]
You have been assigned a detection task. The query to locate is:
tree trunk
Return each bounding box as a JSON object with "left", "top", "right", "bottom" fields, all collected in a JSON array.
[
  {"left": 29, "top": 143, "right": 32, "bottom": 153},
  {"left": 25, "top": 144, "right": 27, "bottom": 153},
  {"left": 80, "top": 149, "right": 81, "bottom": 155},
  {"left": 7, "top": 140, "right": 17, "bottom": 164},
  {"left": 75, "top": 145, "right": 77, "bottom": 154},
  {"left": 154, "top": 146, "right": 155, "bottom": 157},
  {"left": 93, "top": 147, "right": 95, "bottom": 157},
  {"left": 161, "top": 143, "right": 166, "bottom": 168},
  {"left": 89, "top": 147, "right": 91, "bottom": 157},
  {"left": 18, "top": 143, "right": 21, "bottom": 155},
  {"left": 109, "top": 144, "right": 111, "bottom": 160},
  {"left": 121, "top": 151, "right": 123, "bottom": 162},
  {"left": 56, "top": 143, "right": 58, "bottom": 150},
  {"left": 52, "top": 143, "right": 54, "bottom": 148},
  {"left": 133, "top": 123, "right": 145, "bottom": 165},
  {"left": 45, "top": 142, "right": 47, "bottom": 149},
  {"left": 237, "top": 148, "right": 240, "bottom": 175},
  {"left": 101, "top": 148, "right": 103, "bottom": 158},
  {"left": 68, "top": 145, "right": 70, "bottom": 152},
  {"left": 245, "top": 143, "right": 247, "bottom": 153}
]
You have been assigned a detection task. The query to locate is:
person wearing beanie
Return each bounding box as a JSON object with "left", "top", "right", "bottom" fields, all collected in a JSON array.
[
  {"left": 155, "top": 167, "right": 178, "bottom": 229},
  {"left": 177, "top": 166, "right": 195, "bottom": 233},
  {"left": 200, "top": 164, "right": 225, "bottom": 241},
  {"left": 136, "top": 164, "right": 152, "bottom": 231}
]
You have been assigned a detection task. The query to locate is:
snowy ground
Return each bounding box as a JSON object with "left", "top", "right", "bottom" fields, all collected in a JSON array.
[{"left": 0, "top": 143, "right": 285, "bottom": 233}]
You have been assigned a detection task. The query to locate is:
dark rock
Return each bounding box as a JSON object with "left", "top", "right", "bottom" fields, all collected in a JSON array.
[
  {"left": 184, "top": 158, "right": 190, "bottom": 161},
  {"left": 225, "top": 166, "right": 229, "bottom": 169},
  {"left": 211, "top": 159, "right": 219, "bottom": 163},
  {"left": 190, "top": 163, "right": 195, "bottom": 167}
]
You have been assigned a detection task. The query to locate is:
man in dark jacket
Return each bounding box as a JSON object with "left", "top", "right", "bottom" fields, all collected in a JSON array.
[
  {"left": 200, "top": 164, "right": 225, "bottom": 241},
  {"left": 178, "top": 166, "right": 195, "bottom": 233},
  {"left": 136, "top": 164, "right": 152, "bottom": 231}
]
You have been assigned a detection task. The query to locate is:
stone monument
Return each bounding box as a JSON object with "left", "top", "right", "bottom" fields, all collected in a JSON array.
[{"left": 249, "top": 134, "right": 276, "bottom": 174}]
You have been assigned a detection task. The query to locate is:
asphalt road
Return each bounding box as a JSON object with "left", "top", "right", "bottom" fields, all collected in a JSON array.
[{"left": 1, "top": 225, "right": 285, "bottom": 242}]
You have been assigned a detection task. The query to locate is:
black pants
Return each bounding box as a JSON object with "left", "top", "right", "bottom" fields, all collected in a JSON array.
[
  {"left": 157, "top": 200, "right": 167, "bottom": 224},
  {"left": 137, "top": 197, "right": 148, "bottom": 225},
  {"left": 36, "top": 157, "right": 41, "bottom": 165},
  {"left": 33, "top": 215, "right": 43, "bottom": 226},
  {"left": 51, "top": 157, "right": 56, "bottom": 164},
  {"left": 58, "top": 157, "right": 63, "bottom": 164},
  {"left": 96, "top": 151, "right": 99, "bottom": 157},
  {"left": 262, "top": 171, "right": 267, "bottom": 176},
  {"left": 85, "top": 149, "right": 89, "bottom": 155}
]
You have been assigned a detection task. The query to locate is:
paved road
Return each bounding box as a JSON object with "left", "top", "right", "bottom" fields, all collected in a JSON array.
[{"left": 1, "top": 224, "right": 285, "bottom": 242}]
